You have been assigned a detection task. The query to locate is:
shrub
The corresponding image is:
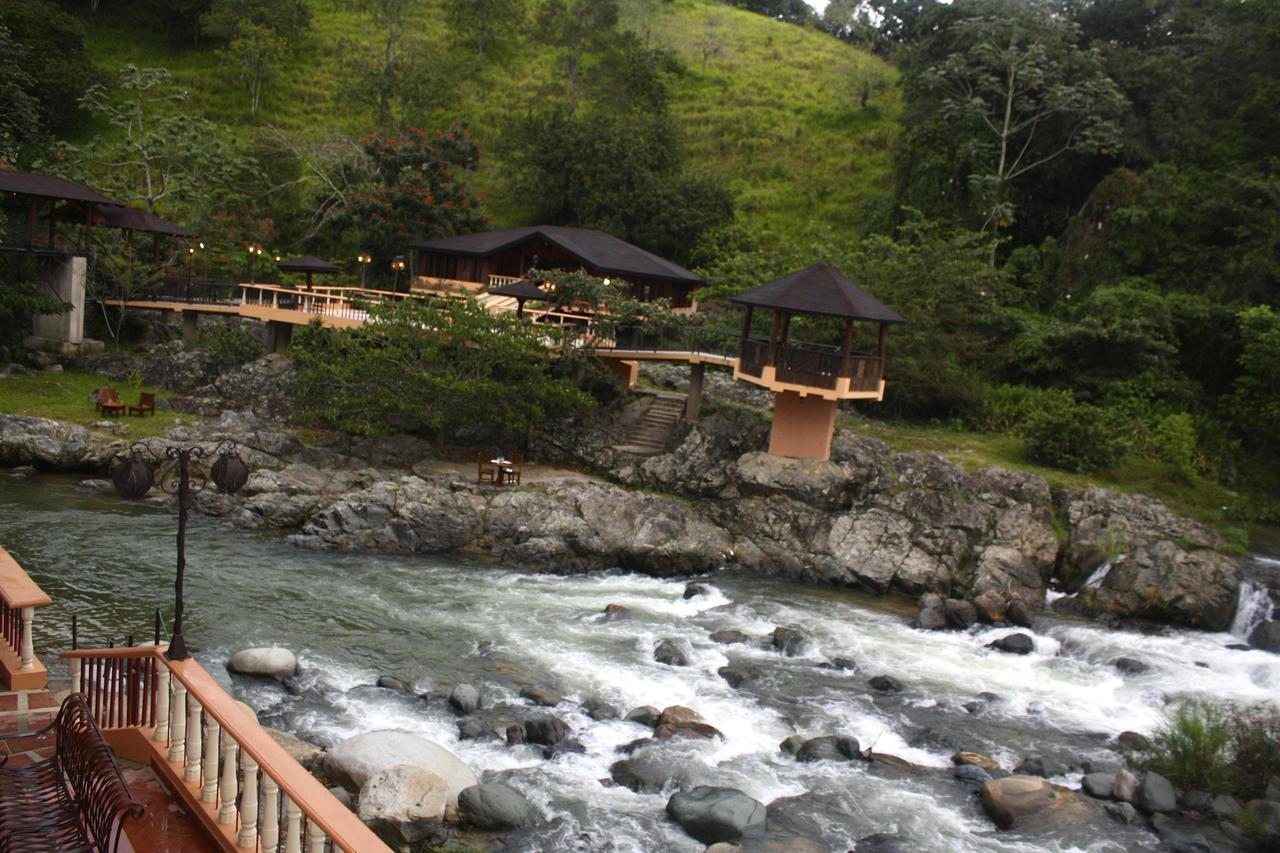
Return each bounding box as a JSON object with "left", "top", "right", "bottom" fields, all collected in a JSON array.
[
  {"left": 1146, "top": 412, "right": 1199, "bottom": 481},
  {"left": 200, "top": 321, "right": 265, "bottom": 370},
  {"left": 1228, "top": 705, "right": 1280, "bottom": 800},
  {"left": 1139, "top": 701, "right": 1233, "bottom": 794},
  {"left": 1019, "top": 393, "right": 1128, "bottom": 473},
  {"left": 971, "top": 384, "right": 1073, "bottom": 434}
]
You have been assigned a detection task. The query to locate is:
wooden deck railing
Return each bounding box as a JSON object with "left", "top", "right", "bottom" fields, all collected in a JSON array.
[
  {"left": 0, "top": 544, "right": 52, "bottom": 689},
  {"left": 62, "top": 645, "right": 390, "bottom": 853}
]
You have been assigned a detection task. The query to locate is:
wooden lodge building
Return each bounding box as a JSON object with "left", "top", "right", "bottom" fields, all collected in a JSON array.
[{"left": 409, "top": 225, "right": 704, "bottom": 310}]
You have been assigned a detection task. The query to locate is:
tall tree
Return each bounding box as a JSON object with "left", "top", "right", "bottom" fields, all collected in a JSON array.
[
  {"left": 0, "top": 0, "right": 98, "bottom": 137},
  {"left": 444, "top": 0, "right": 525, "bottom": 57},
  {"left": 221, "top": 21, "right": 287, "bottom": 117},
  {"left": 0, "top": 25, "right": 40, "bottom": 164},
  {"left": 201, "top": 0, "right": 311, "bottom": 42},
  {"left": 535, "top": 0, "right": 620, "bottom": 116}
]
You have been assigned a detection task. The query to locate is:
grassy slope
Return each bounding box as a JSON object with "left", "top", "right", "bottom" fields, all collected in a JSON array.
[
  {"left": 75, "top": 0, "right": 898, "bottom": 241},
  {"left": 0, "top": 372, "right": 191, "bottom": 440}
]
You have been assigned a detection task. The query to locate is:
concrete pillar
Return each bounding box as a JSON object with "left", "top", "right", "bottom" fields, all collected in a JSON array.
[
  {"left": 684, "top": 362, "right": 705, "bottom": 421},
  {"left": 182, "top": 311, "right": 200, "bottom": 344},
  {"left": 31, "top": 255, "right": 86, "bottom": 344},
  {"left": 267, "top": 320, "right": 293, "bottom": 353},
  {"left": 768, "top": 390, "right": 838, "bottom": 460}
]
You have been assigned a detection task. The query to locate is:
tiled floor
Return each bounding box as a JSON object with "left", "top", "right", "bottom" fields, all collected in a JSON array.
[{"left": 1, "top": 687, "right": 218, "bottom": 852}]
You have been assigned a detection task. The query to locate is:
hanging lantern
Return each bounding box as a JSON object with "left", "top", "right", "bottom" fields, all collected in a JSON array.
[
  {"left": 112, "top": 451, "right": 154, "bottom": 499},
  {"left": 210, "top": 450, "right": 249, "bottom": 495}
]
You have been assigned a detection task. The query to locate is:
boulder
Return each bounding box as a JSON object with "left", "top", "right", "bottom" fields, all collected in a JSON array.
[
  {"left": 1209, "top": 794, "right": 1241, "bottom": 820},
  {"left": 780, "top": 735, "right": 805, "bottom": 756},
  {"left": 226, "top": 647, "right": 299, "bottom": 680},
  {"left": 654, "top": 639, "right": 689, "bottom": 667},
  {"left": 795, "top": 735, "right": 860, "bottom": 763},
  {"left": 914, "top": 603, "right": 948, "bottom": 631},
  {"left": 457, "top": 783, "right": 542, "bottom": 831},
  {"left": 819, "top": 656, "right": 857, "bottom": 671},
  {"left": 264, "top": 728, "right": 324, "bottom": 770},
  {"left": 602, "top": 603, "right": 630, "bottom": 621},
  {"left": 709, "top": 629, "right": 750, "bottom": 645},
  {"left": 1113, "top": 770, "right": 1139, "bottom": 804},
  {"left": 1081, "top": 772, "right": 1115, "bottom": 800},
  {"left": 357, "top": 765, "right": 448, "bottom": 850},
  {"left": 684, "top": 582, "right": 710, "bottom": 599},
  {"left": 973, "top": 590, "right": 1008, "bottom": 623},
  {"left": 1250, "top": 620, "right": 1280, "bottom": 653},
  {"left": 665, "top": 786, "right": 767, "bottom": 845},
  {"left": 1113, "top": 657, "right": 1151, "bottom": 676},
  {"left": 943, "top": 598, "right": 978, "bottom": 628},
  {"left": 855, "top": 834, "right": 905, "bottom": 852},
  {"left": 1136, "top": 770, "right": 1177, "bottom": 814},
  {"left": 654, "top": 706, "right": 723, "bottom": 741},
  {"left": 987, "top": 633, "right": 1034, "bottom": 655},
  {"left": 1006, "top": 599, "right": 1034, "bottom": 628},
  {"left": 953, "top": 764, "right": 993, "bottom": 791},
  {"left": 980, "top": 776, "right": 1059, "bottom": 830},
  {"left": 376, "top": 675, "right": 413, "bottom": 693},
  {"left": 1115, "top": 732, "right": 1151, "bottom": 753},
  {"left": 1014, "top": 755, "right": 1068, "bottom": 779},
  {"left": 610, "top": 756, "right": 691, "bottom": 793},
  {"left": 1105, "top": 802, "right": 1140, "bottom": 825},
  {"left": 323, "top": 731, "right": 477, "bottom": 807},
  {"left": 448, "top": 684, "right": 480, "bottom": 715},
  {"left": 952, "top": 752, "right": 1002, "bottom": 774},
  {"left": 625, "top": 706, "right": 661, "bottom": 727},
  {"left": 524, "top": 715, "right": 569, "bottom": 747},
  {"left": 520, "top": 686, "right": 563, "bottom": 706},
  {"left": 771, "top": 626, "right": 807, "bottom": 656},
  {"left": 869, "top": 675, "right": 903, "bottom": 693},
  {"left": 581, "top": 698, "right": 619, "bottom": 721},
  {"left": 718, "top": 665, "right": 760, "bottom": 689}
]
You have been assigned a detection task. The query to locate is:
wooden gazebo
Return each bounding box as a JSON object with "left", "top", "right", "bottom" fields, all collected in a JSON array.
[
  {"left": 487, "top": 277, "right": 552, "bottom": 318},
  {"left": 731, "top": 263, "right": 905, "bottom": 460},
  {"left": 276, "top": 255, "right": 340, "bottom": 289}
]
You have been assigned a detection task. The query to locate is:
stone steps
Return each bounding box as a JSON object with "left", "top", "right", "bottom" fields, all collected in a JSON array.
[{"left": 615, "top": 396, "right": 685, "bottom": 456}]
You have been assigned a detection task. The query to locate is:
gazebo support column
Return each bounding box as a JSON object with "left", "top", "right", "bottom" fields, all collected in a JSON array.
[
  {"left": 267, "top": 321, "right": 293, "bottom": 353},
  {"left": 684, "top": 362, "right": 705, "bottom": 421},
  {"left": 182, "top": 311, "right": 200, "bottom": 345},
  {"left": 31, "top": 256, "right": 86, "bottom": 346},
  {"left": 768, "top": 390, "right": 838, "bottom": 461}
]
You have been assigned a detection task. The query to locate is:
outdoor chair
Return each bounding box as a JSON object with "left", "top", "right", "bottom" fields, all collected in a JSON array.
[
  {"left": 128, "top": 391, "right": 156, "bottom": 417},
  {"left": 505, "top": 453, "right": 524, "bottom": 486},
  {"left": 478, "top": 457, "right": 498, "bottom": 484}
]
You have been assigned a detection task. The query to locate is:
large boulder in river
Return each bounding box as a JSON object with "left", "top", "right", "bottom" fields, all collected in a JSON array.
[
  {"left": 666, "top": 786, "right": 767, "bottom": 845},
  {"left": 0, "top": 414, "right": 105, "bottom": 470},
  {"left": 324, "top": 731, "right": 477, "bottom": 807},
  {"left": 226, "top": 647, "right": 298, "bottom": 680},
  {"left": 1061, "top": 488, "right": 1241, "bottom": 630},
  {"left": 1250, "top": 620, "right": 1280, "bottom": 653},
  {"left": 796, "top": 735, "right": 861, "bottom": 763},
  {"left": 357, "top": 765, "right": 448, "bottom": 850},
  {"left": 981, "top": 776, "right": 1060, "bottom": 829},
  {"left": 457, "top": 783, "right": 543, "bottom": 831},
  {"left": 610, "top": 755, "right": 692, "bottom": 793}
]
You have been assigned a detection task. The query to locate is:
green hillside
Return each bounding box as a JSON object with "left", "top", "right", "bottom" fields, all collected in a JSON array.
[{"left": 74, "top": 0, "right": 898, "bottom": 242}]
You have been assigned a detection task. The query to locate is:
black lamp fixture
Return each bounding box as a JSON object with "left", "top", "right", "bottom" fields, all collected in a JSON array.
[{"left": 112, "top": 441, "right": 249, "bottom": 660}]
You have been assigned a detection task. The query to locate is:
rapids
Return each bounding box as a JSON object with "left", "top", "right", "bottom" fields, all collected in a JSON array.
[{"left": 2, "top": 475, "right": 1278, "bottom": 851}]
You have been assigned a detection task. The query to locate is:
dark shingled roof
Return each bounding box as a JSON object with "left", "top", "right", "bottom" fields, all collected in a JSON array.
[
  {"left": 410, "top": 225, "right": 703, "bottom": 284},
  {"left": 731, "top": 263, "right": 905, "bottom": 324},
  {"left": 277, "top": 255, "right": 341, "bottom": 274},
  {"left": 488, "top": 278, "right": 552, "bottom": 301},
  {"left": 94, "top": 205, "right": 192, "bottom": 237},
  {"left": 0, "top": 169, "right": 118, "bottom": 206}
]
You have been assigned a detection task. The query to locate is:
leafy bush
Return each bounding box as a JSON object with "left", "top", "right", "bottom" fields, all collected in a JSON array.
[
  {"left": 1140, "top": 701, "right": 1233, "bottom": 794},
  {"left": 1228, "top": 705, "right": 1280, "bottom": 799},
  {"left": 1147, "top": 412, "right": 1199, "bottom": 481},
  {"left": 199, "top": 321, "right": 265, "bottom": 370},
  {"left": 971, "top": 384, "right": 1073, "bottom": 434},
  {"left": 1019, "top": 392, "right": 1128, "bottom": 473}
]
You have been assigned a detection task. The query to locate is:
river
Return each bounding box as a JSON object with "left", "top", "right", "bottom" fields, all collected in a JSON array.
[{"left": 2, "top": 474, "right": 1278, "bottom": 851}]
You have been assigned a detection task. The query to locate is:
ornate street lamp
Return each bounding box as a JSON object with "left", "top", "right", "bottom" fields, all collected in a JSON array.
[
  {"left": 390, "top": 255, "right": 406, "bottom": 292},
  {"left": 357, "top": 253, "right": 372, "bottom": 288},
  {"left": 112, "top": 441, "right": 249, "bottom": 660}
]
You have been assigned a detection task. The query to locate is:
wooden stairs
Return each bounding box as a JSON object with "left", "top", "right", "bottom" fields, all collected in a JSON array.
[{"left": 614, "top": 394, "right": 686, "bottom": 456}]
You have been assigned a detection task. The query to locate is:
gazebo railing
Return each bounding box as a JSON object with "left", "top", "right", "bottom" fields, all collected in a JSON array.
[{"left": 738, "top": 337, "right": 884, "bottom": 391}]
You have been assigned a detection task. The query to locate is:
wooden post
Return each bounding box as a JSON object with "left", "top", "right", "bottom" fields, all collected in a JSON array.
[
  {"left": 841, "top": 319, "right": 855, "bottom": 377},
  {"left": 155, "top": 666, "right": 170, "bottom": 742},
  {"left": 18, "top": 607, "right": 33, "bottom": 670},
  {"left": 261, "top": 775, "right": 280, "bottom": 852},
  {"left": 169, "top": 681, "right": 187, "bottom": 763},
  {"left": 219, "top": 733, "right": 238, "bottom": 822},
  {"left": 185, "top": 697, "right": 202, "bottom": 783},
  {"left": 877, "top": 323, "right": 887, "bottom": 379},
  {"left": 766, "top": 310, "right": 782, "bottom": 367},
  {"left": 202, "top": 716, "right": 220, "bottom": 802},
  {"left": 237, "top": 755, "right": 259, "bottom": 848}
]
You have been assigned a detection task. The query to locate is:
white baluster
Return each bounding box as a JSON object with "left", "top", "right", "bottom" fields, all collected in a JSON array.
[
  {"left": 202, "top": 716, "right": 220, "bottom": 802},
  {"left": 261, "top": 775, "right": 280, "bottom": 853},
  {"left": 169, "top": 681, "right": 187, "bottom": 763},
  {"left": 184, "top": 698, "right": 202, "bottom": 783},
  {"left": 237, "top": 754, "right": 259, "bottom": 849},
  {"left": 69, "top": 658, "right": 81, "bottom": 694},
  {"left": 18, "top": 607, "right": 33, "bottom": 670},
  {"left": 154, "top": 666, "right": 170, "bottom": 742},
  {"left": 284, "top": 797, "right": 302, "bottom": 853},
  {"left": 219, "top": 732, "right": 238, "bottom": 823},
  {"left": 306, "top": 818, "right": 325, "bottom": 853}
]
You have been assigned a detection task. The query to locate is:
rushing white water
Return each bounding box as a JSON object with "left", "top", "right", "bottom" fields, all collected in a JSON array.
[
  {"left": 3, "top": 476, "right": 1279, "bottom": 851},
  {"left": 1231, "top": 581, "right": 1276, "bottom": 639},
  {"left": 1081, "top": 557, "right": 1121, "bottom": 590}
]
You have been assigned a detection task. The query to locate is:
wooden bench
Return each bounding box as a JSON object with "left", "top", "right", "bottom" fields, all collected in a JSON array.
[{"left": 0, "top": 693, "right": 144, "bottom": 852}]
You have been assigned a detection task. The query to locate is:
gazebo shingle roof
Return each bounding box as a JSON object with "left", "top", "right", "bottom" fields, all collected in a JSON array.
[
  {"left": 411, "top": 225, "right": 703, "bottom": 284},
  {"left": 731, "top": 262, "right": 905, "bottom": 324},
  {"left": 487, "top": 278, "right": 552, "bottom": 301},
  {"left": 0, "top": 169, "right": 118, "bottom": 206},
  {"left": 276, "top": 255, "right": 341, "bottom": 274}
]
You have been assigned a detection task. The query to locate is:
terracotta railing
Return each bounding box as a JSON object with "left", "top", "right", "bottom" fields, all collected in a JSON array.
[
  {"left": 63, "top": 645, "right": 390, "bottom": 853},
  {"left": 0, "top": 545, "right": 52, "bottom": 689}
]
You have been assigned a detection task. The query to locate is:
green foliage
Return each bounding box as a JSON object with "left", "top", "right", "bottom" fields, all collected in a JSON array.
[
  {"left": 444, "top": 0, "right": 526, "bottom": 58},
  {"left": 1019, "top": 391, "right": 1128, "bottom": 474},
  {"left": 220, "top": 22, "right": 287, "bottom": 117},
  {"left": 198, "top": 321, "right": 266, "bottom": 371},
  {"left": 200, "top": 0, "right": 311, "bottom": 43},
  {"left": 290, "top": 298, "right": 595, "bottom": 440},
  {"left": 1226, "top": 305, "right": 1280, "bottom": 456},
  {"left": 1136, "top": 701, "right": 1280, "bottom": 801},
  {"left": 1146, "top": 412, "right": 1198, "bottom": 482},
  {"left": 0, "top": 25, "right": 41, "bottom": 164},
  {"left": 970, "top": 384, "right": 1071, "bottom": 434},
  {"left": 0, "top": 370, "right": 188, "bottom": 438},
  {"left": 0, "top": 279, "right": 65, "bottom": 347},
  {"left": 0, "top": 0, "right": 98, "bottom": 139}
]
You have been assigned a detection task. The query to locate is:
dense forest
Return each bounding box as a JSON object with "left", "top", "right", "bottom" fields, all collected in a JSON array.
[{"left": 2, "top": 0, "right": 1279, "bottom": 518}]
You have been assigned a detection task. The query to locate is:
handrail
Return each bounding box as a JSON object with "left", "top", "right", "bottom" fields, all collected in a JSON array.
[
  {"left": 62, "top": 645, "right": 391, "bottom": 852},
  {"left": 0, "top": 545, "right": 51, "bottom": 680},
  {"left": 0, "top": 545, "right": 53, "bottom": 609}
]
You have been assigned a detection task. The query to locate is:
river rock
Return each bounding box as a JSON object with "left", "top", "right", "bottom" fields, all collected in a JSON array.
[
  {"left": 665, "top": 786, "right": 766, "bottom": 845},
  {"left": 581, "top": 698, "right": 619, "bottom": 721},
  {"left": 457, "top": 783, "right": 542, "bottom": 830},
  {"left": 324, "top": 731, "right": 477, "bottom": 807},
  {"left": 357, "top": 765, "right": 448, "bottom": 850},
  {"left": 684, "top": 582, "right": 710, "bottom": 599},
  {"left": 1250, "top": 620, "right": 1280, "bottom": 653},
  {"left": 914, "top": 601, "right": 948, "bottom": 631},
  {"left": 609, "top": 755, "right": 691, "bottom": 793},
  {"left": 980, "top": 776, "right": 1059, "bottom": 830},
  {"left": 718, "top": 665, "right": 760, "bottom": 689},
  {"left": 710, "top": 629, "right": 749, "bottom": 645},
  {"left": 1081, "top": 772, "right": 1115, "bottom": 799},
  {"left": 1115, "top": 731, "right": 1152, "bottom": 752},
  {"left": 0, "top": 414, "right": 105, "bottom": 470},
  {"left": 1210, "top": 794, "right": 1241, "bottom": 820},
  {"left": 520, "top": 686, "right": 563, "bottom": 706},
  {"left": 855, "top": 834, "right": 906, "bottom": 852},
  {"left": 1136, "top": 770, "right": 1177, "bottom": 814},
  {"left": 654, "top": 639, "right": 689, "bottom": 667},
  {"left": 944, "top": 598, "right": 978, "bottom": 628},
  {"left": 524, "top": 715, "right": 569, "bottom": 746},
  {"left": 954, "top": 764, "right": 993, "bottom": 791},
  {"left": 449, "top": 684, "right": 480, "bottom": 714},
  {"left": 602, "top": 603, "right": 630, "bottom": 621},
  {"left": 1006, "top": 599, "right": 1034, "bottom": 627},
  {"left": 869, "top": 675, "right": 903, "bottom": 693},
  {"left": 625, "top": 705, "right": 661, "bottom": 727},
  {"left": 265, "top": 728, "right": 324, "bottom": 769},
  {"left": 953, "top": 752, "right": 1002, "bottom": 773},
  {"left": 1113, "top": 657, "right": 1150, "bottom": 676},
  {"left": 771, "top": 626, "right": 807, "bottom": 656},
  {"left": 780, "top": 735, "right": 805, "bottom": 755},
  {"left": 377, "top": 675, "right": 413, "bottom": 692},
  {"left": 973, "top": 590, "right": 1008, "bottom": 623},
  {"left": 1015, "top": 755, "right": 1069, "bottom": 778},
  {"left": 1113, "top": 770, "right": 1139, "bottom": 804},
  {"left": 655, "top": 706, "right": 723, "bottom": 741},
  {"left": 795, "top": 735, "right": 861, "bottom": 763},
  {"left": 226, "top": 647, "right": 299, "bottom": 680},
  {"left": 987, "top": 633, "right": 1034, "bottom": 654},
  {"left": 1105, "top": 801, "right": 1140, "bottom": 825}
]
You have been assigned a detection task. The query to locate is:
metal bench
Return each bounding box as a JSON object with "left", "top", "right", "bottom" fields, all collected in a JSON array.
[{"left": 0, "top": 693, "right": 144, "bottom": 852}]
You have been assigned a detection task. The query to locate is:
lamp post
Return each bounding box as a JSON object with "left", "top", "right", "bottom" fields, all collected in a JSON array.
[
  {"left": 247, "top": 244, "right": 263, "bottom": 283},
  {"left": 112, "top": 441, "right": 249, "bottom": 661},
  {"left": 186, "top": 246, "right": 196, "bottom": 302},
  {"left": 357, "top": 253, "right": 372, "bottom": 288},
  {"left": 391, "top": 255, "right": 406, "bottom": 292}
]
